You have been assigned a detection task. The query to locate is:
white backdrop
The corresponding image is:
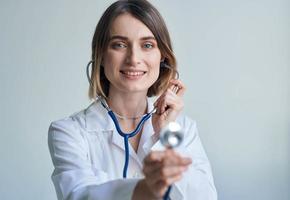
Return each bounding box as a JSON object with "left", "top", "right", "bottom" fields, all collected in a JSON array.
[{"left": 0, "top": 0, "right": 289, "bottom": 199}]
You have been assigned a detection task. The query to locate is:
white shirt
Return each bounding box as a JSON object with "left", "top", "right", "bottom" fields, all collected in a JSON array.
[{"left": 48, "top": 98, "right": 217, "bottom": 200}]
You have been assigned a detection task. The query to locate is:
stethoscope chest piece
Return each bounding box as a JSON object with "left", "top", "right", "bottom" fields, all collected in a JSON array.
[
  {"left": 159, "top": 122, "right": 184, "bottom": 148},
  {"left": 159, "top": 121, "right": 184, "bottom": 200}
]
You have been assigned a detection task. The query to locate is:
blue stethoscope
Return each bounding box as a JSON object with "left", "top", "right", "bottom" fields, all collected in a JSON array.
[
  {"left": 86, "top": 60, "right": 156, "bottom": 178},
  {"left": 97, "top": 97, "right": 173, "bottom": 200},
  {"left": 96, "top": 95, "right": 156, "bottom": 178},
  {"left": 86, "top": 60, "right": 175, "bottom": 200}
]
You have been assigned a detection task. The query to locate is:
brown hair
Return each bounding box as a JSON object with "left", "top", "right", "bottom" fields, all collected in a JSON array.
[{"left": 88, "top": 0, "right": 178, "bottom": 99}]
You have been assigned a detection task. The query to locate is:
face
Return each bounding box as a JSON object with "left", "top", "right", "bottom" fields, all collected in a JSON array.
[{"left": 102, "top": 13, "right": 162, "bottom": 96}]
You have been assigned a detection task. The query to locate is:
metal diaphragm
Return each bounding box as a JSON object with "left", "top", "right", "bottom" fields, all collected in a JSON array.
[{"left": 159, "top": 122, "right": 184, "bottom": 148}]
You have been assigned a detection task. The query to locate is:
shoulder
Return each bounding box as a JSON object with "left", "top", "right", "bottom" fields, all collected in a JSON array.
[
  {"left": 47, "top": 102, "right": 96, "bottom": 145},
  {"left": 48, "top": 109, "right": 86, "bottom": 135},
  {"left": 48, "top": 101, "right": 100, "bottom": 134},
  {"left": 48, "top": 111, "right": 86, "bottom": 149},
  {"left": 175, "top": 113, "right": 199, "bottom": 146},
  {"left": 48, "top": 100, "right": 109, "bottom": 143},
  {"left": 176, "top": 113, "right": 197, "bottom": 133}
]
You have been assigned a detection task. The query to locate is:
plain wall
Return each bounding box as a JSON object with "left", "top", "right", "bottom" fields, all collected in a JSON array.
[{"left": 0, "top": 0, "right": 289, "bottom": 199}]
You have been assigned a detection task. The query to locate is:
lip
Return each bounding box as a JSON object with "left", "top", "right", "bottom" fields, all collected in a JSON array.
[{"left": 120, "top": 70, "right": 146, "bottom": 80}]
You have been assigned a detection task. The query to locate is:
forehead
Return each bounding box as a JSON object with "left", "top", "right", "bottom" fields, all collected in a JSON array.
[{"left": 109, "top": 13, "right": 154, "bottom": 39}]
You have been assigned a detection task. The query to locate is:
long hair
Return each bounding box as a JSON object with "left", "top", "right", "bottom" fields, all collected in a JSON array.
[{"left": 88, "top": 0, "right": 177, "bottom": 99}]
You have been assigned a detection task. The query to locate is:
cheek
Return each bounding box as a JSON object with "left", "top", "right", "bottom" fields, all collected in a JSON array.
[
  {"left": 103, "top": 51, "right": 118, "bottom": 67},
  {"left": 147, "top": 58, "right": 161, "bottom": 82},
  {"left": 104, "top": 48, "right": 128, "bottom": 64},
  {"left": 148, "top": 52, "right": 161, "bottom": 73},
  {"left": 103, "top": 51, "right": 124, "bottom": 75},
  {"left": 152, "top": 66, "right": 160, "bottom": 82}
]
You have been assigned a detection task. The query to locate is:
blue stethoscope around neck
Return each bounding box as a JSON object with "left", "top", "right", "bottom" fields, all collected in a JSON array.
[
  {"left": 86, "top": 60, "right": 175, "bottom": 200},
  {"left": 97, "top": 95, "right": 156, "bottom": 178},
  {"left": 98, "top": 97, "right": 173, "bottom": 200}
]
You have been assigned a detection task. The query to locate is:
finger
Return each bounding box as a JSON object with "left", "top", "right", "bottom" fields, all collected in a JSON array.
[
  {"left": 176, "top": 86, "right": 185, "bottom": 97},
  {"left": 159, "top": 173, "right": 183, "bottom": 187},
  {"left": 169, "top": 79, "right": 186, "bottom": 97},
  {"left": 162, "top": 149, "right": 192, "bottom": 166},
  {"left": 159, "top": 165, "right": 188, "bottom": 179},
  {"left": 164, "top": 155, "right": 192, "bottom": 166},
  {"left": 143, "top": 152, "right": 191, "bottom": 189},
  {"left": 159, "top": 94, "right": 182, "bottom": 114},
  {"left": 155, "top": 84, "right": 181, "bottom": 114},
  {"left": 144, "top": 163, "right": 186, "bottom": 187},
  {"left": 170, "top": 83, "right": 179, "bottom": 94},
  {"left": 143, "top": 163, "right": 163, "bottom": 185},
  {"left": 169, "top": 79, "right": 184, "bottom": 86},
  {"left": 169, "top": 84, "right": 178, "bottom": 94},
  {"left": 157, "top": 84, "right": 177, "bottom": 103},
  {"left": 144, "top": 151, "right": 165, "bottom": 164},
  {"left": 167, "top": 81, "right": 179, "bottom": 94},
  {"left": 154, "top": 173, "right": 183, "bottom": 194},
  {"left": 143, "top": 161, "right": 162, "bottom": 181},
  {"left": 157, "top": 89, "right": 178, "bottom": 114},
  {"left": 143, "top": 150, "right": 187, "bottom": 174}
]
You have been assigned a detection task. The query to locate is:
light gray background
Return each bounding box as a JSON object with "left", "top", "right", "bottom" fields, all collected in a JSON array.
[{"left": 0, "top": 0, "right": 289, "bottom": 199}]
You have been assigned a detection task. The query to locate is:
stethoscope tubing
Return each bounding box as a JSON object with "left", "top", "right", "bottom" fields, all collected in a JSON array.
[
  {"left": 106, "top": 104, "right": 171, "bottom": 200},
  {"left": 87, "top": 60, "right": 173, "bottom": 199},
  {"left": 107, "top": 109, "right": 153, "bottom": 178}
]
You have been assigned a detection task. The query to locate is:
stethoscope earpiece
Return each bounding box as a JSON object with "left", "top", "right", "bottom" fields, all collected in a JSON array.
[{"left": 160, "top": 61, "right": 179, "bottom": 80}]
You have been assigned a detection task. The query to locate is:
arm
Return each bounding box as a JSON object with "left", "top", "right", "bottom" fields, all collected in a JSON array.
[
  {"left": 175, "top": 119, "right": 217, "bottom": 200},
  {"left": 48, "top": 119, "right": 139, "bottom": 200},
  {"left": 149, "top": 118, "right": 217, "bottom": 200},
  {"left": 150, "top": 79, "right": 217, "bottom": 199}
]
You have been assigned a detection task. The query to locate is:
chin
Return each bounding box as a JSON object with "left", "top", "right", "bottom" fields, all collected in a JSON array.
[{"left": 120, "top": 85, "right": 149, "bottom": 94}]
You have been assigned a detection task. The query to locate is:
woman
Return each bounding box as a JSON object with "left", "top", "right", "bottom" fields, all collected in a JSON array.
[{"left": 48, "top": 0, "right": 217, "bottom": 200}]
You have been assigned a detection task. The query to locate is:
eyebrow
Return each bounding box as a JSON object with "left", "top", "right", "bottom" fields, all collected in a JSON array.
[{"left": 109, "top": 35, "right": 156, "bottom": 41}]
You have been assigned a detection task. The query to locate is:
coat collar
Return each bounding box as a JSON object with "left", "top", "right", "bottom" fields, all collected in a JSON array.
[
  {"left": 84, "top": 99, "right": 115, "bottom": 132},
  {"left": 84, "top": 97, "right": 156, "bottom": 133},
  {"left": 84, "top": 97, "right": 156, "bottom": 165}
]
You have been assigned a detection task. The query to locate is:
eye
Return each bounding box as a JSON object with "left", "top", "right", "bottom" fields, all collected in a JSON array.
[
  {"left": 111, "top": 42, "right": 127, "bottom": 49},
  {"left": 143, "top": 42, "right": 154, "bottom": 49}
]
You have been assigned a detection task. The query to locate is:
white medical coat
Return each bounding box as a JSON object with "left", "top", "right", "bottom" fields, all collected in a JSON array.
[{"left": 48, "top": 98, "right": 217, "bottom": 200}]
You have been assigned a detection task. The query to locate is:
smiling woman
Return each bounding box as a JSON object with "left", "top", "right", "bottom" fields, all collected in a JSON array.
[
  {"left": 88, "top": 0, "right": 177, "bottom": 99},
  {"left": 103, "top": 13, "right": 161, "bottom": 95},
  {"left": 48, "top": 1, "right": 217, "bottom": 200}
]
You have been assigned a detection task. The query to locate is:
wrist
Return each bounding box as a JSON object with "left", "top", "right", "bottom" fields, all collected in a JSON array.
[{"left": 132, "top": 179, "right": 159, "bottom": 200}]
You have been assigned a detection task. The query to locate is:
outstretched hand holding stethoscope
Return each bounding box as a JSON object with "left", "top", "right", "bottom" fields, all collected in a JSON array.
[
  {"left": 87, "top": 61, "right": 192, "bottom": 199},
  {"left": 133, "top": 79, "right": 192, "bottom": 200}
]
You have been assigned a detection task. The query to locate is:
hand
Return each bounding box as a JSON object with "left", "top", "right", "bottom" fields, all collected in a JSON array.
[
  {"left": 152, "top": 79, "right": 186, "bottom": 135},
  {"left": 141, "top": 149, "right": 192, "bottom": 199}
]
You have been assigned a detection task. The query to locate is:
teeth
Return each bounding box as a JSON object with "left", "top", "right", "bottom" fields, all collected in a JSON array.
[{"left": 122, "top": 71, "right": 145, "bottom": 76}]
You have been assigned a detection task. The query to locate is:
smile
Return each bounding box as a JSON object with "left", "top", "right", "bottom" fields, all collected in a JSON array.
[{"left": 120, "top": 70, "right": 146, "bottom": 76}]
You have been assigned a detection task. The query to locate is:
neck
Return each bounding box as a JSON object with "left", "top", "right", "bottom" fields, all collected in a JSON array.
[{"left": 107, "top": 89, "right": 148, "bottom": 119}]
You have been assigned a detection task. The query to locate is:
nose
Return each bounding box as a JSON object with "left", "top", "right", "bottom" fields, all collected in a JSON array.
[{"left": 125, "top": 44, "right": 141, "bottom": 66}]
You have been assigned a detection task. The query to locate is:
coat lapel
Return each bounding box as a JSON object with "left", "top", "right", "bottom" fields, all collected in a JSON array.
[{"left": 84, "top": 99, "right": 158, "bottom": 167}]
